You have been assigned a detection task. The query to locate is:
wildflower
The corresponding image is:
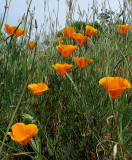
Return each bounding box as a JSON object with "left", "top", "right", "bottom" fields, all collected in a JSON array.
[
  {"left": 86, "top": 25, "right": 97, "bottom": 36},
  {"left": 61, "top": 27, "right": 74, "bottom": 38},
  {"left": 52, "top": 63, "right": 73, "bottom": 76},
  {"left": 56, "top": 44, "right": 77, "bottom": 58},
  {"left": 4, "top": 24, "right": 26, "bottom": 37},
  {"left": 115, "top": 25, "right": 131, "bottom": 34},
  {"left": 106, "top": 145, "right": 111, "bottom": 154},
  {"left": 9, "top": 105, "right": 15, "bottom": 108},
  {"left": 28, "top": 83, "right": 49, "bottom": 96},
  {"left": 73, "top": 57, "right": 93, "bottom": 68},
  {"left": 100, "top": 21, "right": 105, "bottom": 23},
  {"left": 90, "top": 151, "right": 95, "bottom": 158},
  {"left": 99, "top": 77, "right": 131, "bottom": 99},
  {"left": 29, "top": 41, "right": 34, "bottom": 50},
  {"left": 104, "top": 134, "right": 111, "bottom": 140},
  {"left": 56, "top": 37, "right": 63, "bottom": 44},
  {"left": 72, "top": 33, "right": 90, "bottom": 46},
  {"left": 8, "top": 123, "right": 38, "bottom": 145}
]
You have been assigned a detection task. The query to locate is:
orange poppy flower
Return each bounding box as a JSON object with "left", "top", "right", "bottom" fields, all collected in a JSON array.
[
  {"left": 86, "top": 25, "right": 97, "bottom": 36},
  {"left": 56, "top": 37, "right": 63, "bottom": 44},
  {"left": 99, "top": 77, "right": 131, "bottom": 99},
  {"left": 8, "top": 123, "right": 38, "bottom": 145},
  {"left": 56, "top": 44, "right": 77, "bottom": 58},
  {"left": 29, "top": 41, "right": 34, "bottom": 50},
  {"left": 4, "top": 24, "right": 26, "bottom": 37},
  {"left": 28, "top": 83, "right": 49, "bottom": 96},
  {"left": 62, "top": 27, "right": 74, "bottom": 38},
  {"left": 115, "top": 25, "right": 131, "bottom": 34},
  {"left": 72, "top": 33, "right": 90, "bottom": 46},
  {"left": 73, "top": 57, "right": 93, "bottom": 68},
  {"left": 52, "top": 63, "right": 73, "bottom": 76}
]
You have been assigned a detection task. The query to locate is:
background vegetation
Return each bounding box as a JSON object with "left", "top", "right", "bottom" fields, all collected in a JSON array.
[{"left": 0, "top": 0, "right": 131, "bottom": 159}]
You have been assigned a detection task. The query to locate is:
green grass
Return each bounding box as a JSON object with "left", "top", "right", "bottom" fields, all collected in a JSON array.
[{"left": 0, "top": 0, "right": 132, "bottom": 159}]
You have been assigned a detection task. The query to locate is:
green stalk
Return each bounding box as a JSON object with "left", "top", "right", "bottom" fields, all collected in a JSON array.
[
  {"left": 0, "top": 53, "right": 36, "bottom": 154},
  {"left": 120, "top": 117, "right": 123, "bottom": 144},
  {"left": 29, "top": 141, "right": 46, "bottom": 160},
  {"left": 0, "top": 73, "right": 31, "bottom": 154},
  {"left": 0, "top": 0, "right": 8, "bottom": 39},
  {"left": 21, "top": 0, "right": 33, "bottom": 45},
  {"left": 1, "top": 0, "right": 8, "bottom": 28},
  {"left": 25, "top": 13, "right": 33, "bottom": 81},
  {"left": 112, "top": 100, "right": 123, "bottom": 158}
]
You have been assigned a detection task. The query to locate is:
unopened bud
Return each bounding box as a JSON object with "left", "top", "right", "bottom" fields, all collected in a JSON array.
[
  {"left": 21, "top": 14, "right": 25, "bottom": 23},
  {"left": 4, "top": 6, "right": 8, "bottom": 9},
  {"left": 35, "top": 19, "right": 38, "bottom": 29}
]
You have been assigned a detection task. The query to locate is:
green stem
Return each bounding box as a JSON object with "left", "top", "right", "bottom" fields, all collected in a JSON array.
[
  {"left": 0, "top": 52, "right": 36, "bottom": 154},
  {"left": 111, "top": 101, "right": 123, "bottom": 158},
  {"left": 29, "top": 141, "right": 46, "bottom": 160},
  {"left": 21, "top": 0, "right": 33, "bottom": 45},
  {"left": 120, "top": 117, "right": 123, "bottom": 144},
  {"left": 0, "top": 73, "right": 31, "bottom": 154},
  {"left": 1, "top": 0, "right": 8, "bottom": 28}
]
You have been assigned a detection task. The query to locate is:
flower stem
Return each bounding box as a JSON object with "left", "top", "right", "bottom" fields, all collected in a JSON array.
[
  {"left": 111, "top": 100, "right": 124, "bottom": 158},
  {"left": 120, "top": 117, "right": 123, "bottom": 144},
  {"left": 0, "top": 74, "right": 31, "bottom": 154},
  {"left": 0, "top": 52, "right": 36, "bottom": 154}
]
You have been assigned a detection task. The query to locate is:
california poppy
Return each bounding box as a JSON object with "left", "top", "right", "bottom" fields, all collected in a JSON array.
[
  {"left": 73, "top": 57, "right": 93, "bottom": 68},
  {"left": 56, "top": 37, "right": 63, "bottom": 44},
  {"left": 56, "top": 44, "right": 77, "bottom": 58},
  {"left": 99, "top": 77, "right": 131, "bottom": 99},
  {"left": 52, "top": 63, "right": 73, "bottom": 76},
  {"left": 8, "top": 123, "right": 38, "bottom": 145},
  {"left": 86, "top": 25, "right": 97, "bottom": 36},
  {"left": 62, "top": 27, "right": 74, "bottom": 38},
  {"left": 4, "top": 24, "right": 26, "bottom": 37},
  {"left": 28, "top": 83, "right": 48, "bottom": 96},
  {"left": 72, "top": 33, "right": 90, "bottom": 46},
  {"left": 29, "top": 41, "right": 34, "bottom": 50},
  {"left": 115, "top": 25, "right": 131, "bottom": 34}
]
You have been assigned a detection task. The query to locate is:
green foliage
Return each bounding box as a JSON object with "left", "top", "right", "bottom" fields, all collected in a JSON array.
[
  {"left": 72, "top": 21, "right": 86, "bottom": 33},
  {"left": 0, "top": 1, "right": 132, "bottom": 160},
  {"left": 97, "top": 8, "right": 115, "bottom": 23}
]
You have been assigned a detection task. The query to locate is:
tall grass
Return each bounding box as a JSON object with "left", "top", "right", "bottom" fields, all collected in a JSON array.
[{"left": 0, "top": 0, "right": 131, "bottom": 159}]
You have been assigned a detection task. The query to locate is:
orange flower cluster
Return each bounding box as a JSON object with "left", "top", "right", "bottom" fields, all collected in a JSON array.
[
  {"left": 6, "top": 21, "right": 132, "bottom": 148},
  {"left": 61, "top": 25, "right": 97, "bottom": 46},
  {"left": 104, "top": 134, "right": 111, "bottom": 140},
  {"left": 8, "top": 123, "right": 38, "bottom": 145},
  {"left": 56, "top": 37, "right": 63, "bottom": 44},
  {"left": 4, "top": 24, "right": 26, "bottom": 37},
  {"left": 53, "top": 26, "right": 95, "bottom": 75}
]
